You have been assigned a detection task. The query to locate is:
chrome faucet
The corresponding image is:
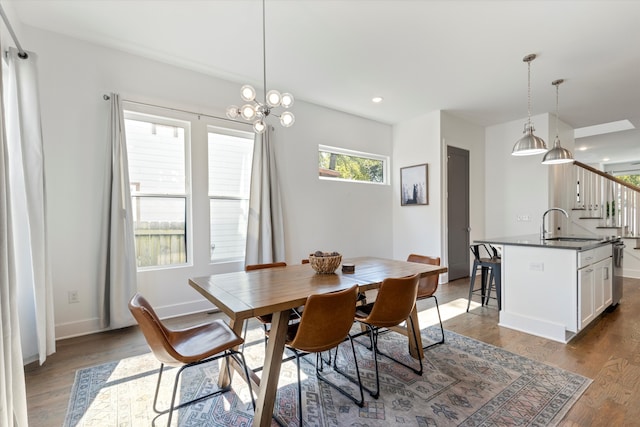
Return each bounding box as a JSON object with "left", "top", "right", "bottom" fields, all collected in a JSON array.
[{"left": 541, "top": 207, "right": 569, "bottom": 240}]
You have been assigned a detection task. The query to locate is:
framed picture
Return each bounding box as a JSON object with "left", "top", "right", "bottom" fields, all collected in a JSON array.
[{"left": 400, "top": 163, "right": 428, "bottom": 206}]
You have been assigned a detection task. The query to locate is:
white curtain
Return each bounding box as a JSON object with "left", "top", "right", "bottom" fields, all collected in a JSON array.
[
  {"left": 97, "top": 93, "right": 136, "bottom": 329},
  {"left": 245, "top": 127, "right": 285, "bottom": 265},
  {"left": 1, "top": 46, "right": 51, "bottom": 426}
]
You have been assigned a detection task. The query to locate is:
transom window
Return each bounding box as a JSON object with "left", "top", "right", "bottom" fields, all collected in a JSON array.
[{"left": 318, "top": 144, "right": 388, "bottom": 184}]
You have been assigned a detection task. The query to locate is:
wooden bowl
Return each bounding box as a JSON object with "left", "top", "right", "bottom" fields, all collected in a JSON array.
[{"left": 309, "top": 254, "right": 342, "bottom": 274}]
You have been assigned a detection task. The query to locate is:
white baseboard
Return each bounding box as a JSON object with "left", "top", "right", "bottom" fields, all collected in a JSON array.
[{"left": 55, "top": 299, "right": 218, "bottom": 340}]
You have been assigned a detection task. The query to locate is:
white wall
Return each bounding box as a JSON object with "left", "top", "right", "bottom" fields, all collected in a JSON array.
[
  {"left": 23, "top": 25, "right": 393, "bottom": 338},
  {"left": 485, "top": 114, "right": 552, "bottom": 237},
  {"left": 392, "top": 111, "right": 442, "bottom": 260}
]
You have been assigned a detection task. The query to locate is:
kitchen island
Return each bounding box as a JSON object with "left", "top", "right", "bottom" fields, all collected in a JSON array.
[{"left": 475, "top": 234, "right": 618, "bottom": 343}]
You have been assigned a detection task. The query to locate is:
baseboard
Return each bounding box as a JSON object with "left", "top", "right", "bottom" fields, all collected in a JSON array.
[{"left": 55, "top": 299, "right": 218, "bottom": 340}]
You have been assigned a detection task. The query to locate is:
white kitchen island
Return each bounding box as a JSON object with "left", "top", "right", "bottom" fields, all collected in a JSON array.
[{"left": 476, "top": 235, "right": 617, "bottom": 343}]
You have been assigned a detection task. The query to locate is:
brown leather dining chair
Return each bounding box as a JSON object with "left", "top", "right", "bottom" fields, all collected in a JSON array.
[
  {"left": 128, "top": 293, "right": 255, "bottom": 427},
  {"left": 269, "top": 285, "right": 364, "bottom": 425},
  {"left": 406, "top": 254, "right": 445, "bottom": 348},
  {"left": 351, "top": 273, "right": 422, "bottom": 399},
  {"left": 244, "top": 262, "right": 301, "bottom": 348}
]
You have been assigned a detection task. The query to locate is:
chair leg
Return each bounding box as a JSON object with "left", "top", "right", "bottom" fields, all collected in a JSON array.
[
  {"left": 423, "top": 295, "right": 445, "bottom": 350},
  {"left": 151, "top": 350, "right": 253, "bottom": 427},
  {"left": 317, "top": 338, "right": 365, "bottom": 407},
  {"left": 295, "top": 350, "right": 303, "bottom": 426},
  {"left": 467, "top": 262, "right": 479, "bottom": 312}
]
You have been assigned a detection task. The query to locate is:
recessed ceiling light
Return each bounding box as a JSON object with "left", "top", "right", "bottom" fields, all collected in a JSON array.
[
  {"left": 578, "top": 146, "right": 588, "bottom": 151},
  {"left": 574, "top": 120, "right": 635, "bottom": 138},
  {"left": 372, "top": 96, "right": 383, "bottom": 103},
  {"left": 603, "top": 158, "right": 610, "bottom": 162}
]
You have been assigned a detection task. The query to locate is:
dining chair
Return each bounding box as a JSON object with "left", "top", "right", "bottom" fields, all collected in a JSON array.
[
  {"left": 128, "top": 293, "right": 255, "bottom": 427},
  {"left": 406, "top": 254, "right": 445, "bottom": 348},
  {"left": 351, "top": 273, "right": 422, "bottom": 399},
  {"left": 269, "top": 285, "right": 364, "bottom": 425},
  {"left": 244, "top": 262, "right": 300, "bottom": 348}
]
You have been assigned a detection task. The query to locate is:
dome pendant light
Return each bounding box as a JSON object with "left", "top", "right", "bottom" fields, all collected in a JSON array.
[
  {"left": 542, "top": 79, "right": 574, "bottom": 165},
  {"left": 512, "top": 54, "right": 547, "bottom": 156}
]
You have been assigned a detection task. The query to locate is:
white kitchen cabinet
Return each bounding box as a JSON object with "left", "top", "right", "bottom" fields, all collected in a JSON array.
[{"left": 577, "top": 247, "right": 612, "bottom": 331}]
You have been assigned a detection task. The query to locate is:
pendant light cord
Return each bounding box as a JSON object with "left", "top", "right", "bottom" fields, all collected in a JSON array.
[
  {"left": 555, "top": 82, "right": 559, "bottom": 137},
  {"left": 527, "top": 60, "right": 532, "bottom": 126},
  {"left": 262, "top": 0, "right": 267, "bottom": 102}
]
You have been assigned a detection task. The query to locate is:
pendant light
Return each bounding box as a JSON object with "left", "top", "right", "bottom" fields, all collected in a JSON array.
[
  {"left": 226, "top": 0, "right": 295, "bottom": 133},
  {"left": 542, "top": 79, "right": 574, "bottom": 165},
  {"left": 512, "top": 54, "right": 547, "bottom": 156}
]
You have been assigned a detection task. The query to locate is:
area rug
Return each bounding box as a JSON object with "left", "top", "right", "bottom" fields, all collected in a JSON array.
[{"left": 64, "top": 326, "right": 591, "bottom": 426}]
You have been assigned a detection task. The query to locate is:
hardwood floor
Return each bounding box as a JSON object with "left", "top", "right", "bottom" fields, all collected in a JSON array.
[{"left": 25, "top": 276, "right": 640, "bottom": 426}]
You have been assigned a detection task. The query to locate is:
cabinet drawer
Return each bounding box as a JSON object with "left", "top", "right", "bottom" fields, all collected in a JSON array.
[{"left": 578, "top": 244, "right": 612, "bottom": 268}]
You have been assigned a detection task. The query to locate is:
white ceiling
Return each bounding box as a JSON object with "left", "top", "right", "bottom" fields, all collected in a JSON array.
[{"left": 7, "top": 0, "right": 640, "bottom": 165}]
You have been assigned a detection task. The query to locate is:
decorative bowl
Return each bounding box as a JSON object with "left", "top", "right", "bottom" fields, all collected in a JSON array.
[{"left": 308, "top": 253, "right": 342, "bottom": 274}]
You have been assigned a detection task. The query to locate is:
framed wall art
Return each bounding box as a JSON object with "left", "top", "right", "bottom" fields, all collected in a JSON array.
[{"left": 400, "top": 163, "right": 428, "bottom": 206}]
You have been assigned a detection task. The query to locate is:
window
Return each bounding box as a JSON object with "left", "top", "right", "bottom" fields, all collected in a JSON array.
[
  {"left": 318, "top": 144, "right": 388, "bottom": 184},
  {"left": 124, "top": 107, "right": 254, "bottom": 270},
  {"left": 125, "top": 113, "right": 189, "bottom": 269},
  {"left": 208, "top": 128, "right": 254, "bottom": 261}
]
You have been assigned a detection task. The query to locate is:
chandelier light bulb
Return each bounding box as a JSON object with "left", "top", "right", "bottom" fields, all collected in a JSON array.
[
  {"left": 266, "top": 90, "right": 282, "bottom": 107},
  {"left": 280, "top": 111, "right": 295, "bottom": 127},
  {"left": 240, "top": 85, "right": 256, "bottom": 102},
  {"left": 240, "top": 104, "right": 257, "bottom": 120},
  {"left": 253, "top": 120, "right": 267, "bottom": 133},
  {"left": 226, "top": 105, "right": 240, "bottom": 119},
  {"left": 281, "top": 93, "right": 294, "bottom": 108}
]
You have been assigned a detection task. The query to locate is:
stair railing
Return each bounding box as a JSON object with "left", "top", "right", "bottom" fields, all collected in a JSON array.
[{"left": 573, "top": 161, "right": 640, "bottom": 237}]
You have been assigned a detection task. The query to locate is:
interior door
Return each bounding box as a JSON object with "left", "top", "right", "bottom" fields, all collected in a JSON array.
[{"left": 447, "top": 146, "right": 470, "bottom": 280}]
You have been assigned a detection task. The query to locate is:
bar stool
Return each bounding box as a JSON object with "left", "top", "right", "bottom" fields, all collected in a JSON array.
[{"left": 466, "top": 244, "right": 501, "bottom": 311}]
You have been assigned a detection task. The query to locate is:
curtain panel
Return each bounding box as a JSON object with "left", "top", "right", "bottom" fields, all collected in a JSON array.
[
  {"left": 245, "top": 127, "right": 285, "bottom": 265},
  {"left": 98, "top": 93, "right": 137, "bottom": 329}
]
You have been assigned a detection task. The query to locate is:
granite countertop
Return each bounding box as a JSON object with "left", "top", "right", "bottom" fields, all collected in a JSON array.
[{"left": 475, "top": 234, "right": 619, "bottom": 251}]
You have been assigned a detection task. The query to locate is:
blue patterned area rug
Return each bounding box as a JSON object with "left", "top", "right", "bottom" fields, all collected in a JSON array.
[{"left": 64, "top": 326, "right": 591, "bottom": 426}]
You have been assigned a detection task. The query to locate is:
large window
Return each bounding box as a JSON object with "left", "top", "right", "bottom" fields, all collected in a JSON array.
[
  {"left": 125, "top": 113, "right": 189, "bottom": 269},
  {"left": 208, "top": 128, "right": 254, "bottom": 261},
  {"left": 124, "top": 108, "right": 254, "bottom": 270},
  {"left": 318, "top": 144, "right": 388, "bottom": 184}
]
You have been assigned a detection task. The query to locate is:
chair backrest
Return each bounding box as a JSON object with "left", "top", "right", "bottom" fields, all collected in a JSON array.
[
  {"left": 288, "top": 285, "right": 358, "bottom": 353},
  {"left": 406, "top": 254, "right": 441, "bottom": 299},
  {"left": 128, "top": 293, "right": 182, "bottom": 365},
  {"left": 245, "top": 262, "right": 287, "bottom": 271},
  {"left": 362, "top": 274, "right": 420, "bottom": 328},
  {"left": 470, "top": 244, "right": 499, "bottom": 263}
]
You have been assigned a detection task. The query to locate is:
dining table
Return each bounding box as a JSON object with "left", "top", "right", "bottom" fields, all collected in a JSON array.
[{"left": 188, "top": 256, "right": 447, "bottom": 427}]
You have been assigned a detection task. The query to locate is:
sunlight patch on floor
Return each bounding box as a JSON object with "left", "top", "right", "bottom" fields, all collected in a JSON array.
[{"left": 417, "top": 298, "right": 480, "bottom": 327}]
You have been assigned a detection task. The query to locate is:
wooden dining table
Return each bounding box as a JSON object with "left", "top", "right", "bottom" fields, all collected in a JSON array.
[{"left": 189, "top": 256, "right": 447, "bottom": 427}]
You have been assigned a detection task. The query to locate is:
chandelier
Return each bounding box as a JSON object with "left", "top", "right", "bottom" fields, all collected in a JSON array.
[
  {"left": 542, "top": 79, "right": 574, "bottom": 164},
  {"left": 226, "top": 0, "right": 294, "bottom": 134},
  {"left": 512, "top": 54, "right": 547, "bottom": 156}
]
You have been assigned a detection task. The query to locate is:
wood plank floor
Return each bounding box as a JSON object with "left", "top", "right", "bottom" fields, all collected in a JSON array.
[{"left": 25, "top": 276, "right": 640, "bottom": 426}]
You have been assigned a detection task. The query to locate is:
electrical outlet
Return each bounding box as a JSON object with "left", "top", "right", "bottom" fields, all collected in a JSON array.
[
  {"left": 68, "top": 290, "right": 79, "bottom": 304},
  {"left": 529, "top": 262, "right": 544, "bottom": 272}
]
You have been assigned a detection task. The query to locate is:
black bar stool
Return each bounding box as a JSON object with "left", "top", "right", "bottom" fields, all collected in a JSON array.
[{"left": 467, "top": 244, "right": 501, "bottom": 311}]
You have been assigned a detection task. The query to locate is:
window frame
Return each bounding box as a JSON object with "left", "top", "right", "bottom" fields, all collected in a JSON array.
[
  {"left": 318, "top": 144, "right": 389, "bottom": 185},
  {"left": 207, "top": 125, "right": 255, "bottom": 263},
  {"left": 124, "top": 109, "right": 192, "bottom": 271}
]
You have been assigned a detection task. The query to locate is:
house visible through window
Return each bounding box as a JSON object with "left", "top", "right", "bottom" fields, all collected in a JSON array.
[
  {"left": 124, "top": 109, "right": 254, "bottom": 270},
  {"left": 318, "top": 144, "right": 388, "bottom": 184},
  {"left": 125, "top": 113, "right": 189, "bottom": 268},
  {"left": 208, "top": 128, "right": 254, "bottom": 261}
]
